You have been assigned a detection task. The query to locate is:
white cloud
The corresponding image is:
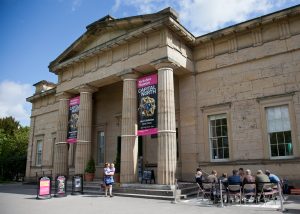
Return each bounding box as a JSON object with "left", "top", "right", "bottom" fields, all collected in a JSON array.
[
  {"left": 178, "top": 0, "right": 273, "bottom": 35},
  {"left": 0, "top": 81, "right": 34, "bottom": 126},
  {"left": 71, "top": 0, "right": 82, "bottom": 12},
  {"left": 112, "top": 0, "right": 295, "bottom": 35}
]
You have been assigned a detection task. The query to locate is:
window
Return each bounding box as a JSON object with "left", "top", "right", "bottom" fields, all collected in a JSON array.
[
  {"left": 209, "top": 114, "right": 229, "bottom": 160},
  {"left": 36, "top": 140, "right": 43, "bottom": 166},
  {"left": 97, "top": 131, "right": 105, "bottom": 165},
  {"left": 266, "top": 106, "right": 293, "bottom": 157}
]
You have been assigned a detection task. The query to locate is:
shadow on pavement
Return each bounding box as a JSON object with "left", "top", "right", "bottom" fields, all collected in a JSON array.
[{"left": 0, "top": 183, "right": 37, "bottom": 196}]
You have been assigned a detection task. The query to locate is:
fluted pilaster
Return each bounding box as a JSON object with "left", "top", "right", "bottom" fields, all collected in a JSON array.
[
  {"left": 75, "top": 85, "right": 97, "bottom": 174},
  {"left": 53, "top": 92, "right": 71, "bottom": 177},
  {"left": 120, "top": 74, "right": 138, "bottom": 183},
  {"left": 157, "top": 67, "right": 177, "bottom": 185}
]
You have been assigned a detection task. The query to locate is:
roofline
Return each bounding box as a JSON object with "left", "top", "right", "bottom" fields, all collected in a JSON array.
[
  {"left": 48, "top": 7, "right": 178, "bottom": 72},
  {"left": 196, "top": 4, "right": 300, "bottom": 42},
  {"left": 26, "top": 88, "right": 56, "bottom": 103}
]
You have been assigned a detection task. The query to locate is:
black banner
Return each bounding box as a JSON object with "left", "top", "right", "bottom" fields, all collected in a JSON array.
[{"left": 67, "top": 96, "right": 80, "bottom": 143}]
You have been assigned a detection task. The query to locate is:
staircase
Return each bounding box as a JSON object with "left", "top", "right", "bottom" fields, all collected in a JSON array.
[{"left": 67, "top": 180, "right": 198, "bottom": 200}]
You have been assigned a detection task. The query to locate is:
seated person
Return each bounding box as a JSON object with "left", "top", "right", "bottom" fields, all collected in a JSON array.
[
  {"left": 227, "top": 169, "right": 241, "bottom": 193},
  {"left": 265, "top": 170, "right": 280, "bottom": 184},
  {"left": 256, "top": 170, "right": 271, "bottom": 193},
  {"left": 243, "top": 169, "right": 255, "bottom": 184},
  {"left": 228, "top": 169, "right": 241, "bottom": 185},
  {"left": 206, "top": 170, "right": 218, "bottom": 183},
  {"left": 218, "top": 173, "right": 228, "bottom": 187},
  {"left": 243, "top": 169, "right": 256, "bottom": 194}
]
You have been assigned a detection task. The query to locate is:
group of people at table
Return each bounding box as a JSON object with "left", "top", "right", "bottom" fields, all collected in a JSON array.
[{"left": 195, "top": 168, "right": 281, "bottom": 203}]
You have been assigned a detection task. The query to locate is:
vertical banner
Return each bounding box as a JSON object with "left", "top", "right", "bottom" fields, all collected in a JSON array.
[
  {"left": 137, "top": 74, "right": 158, "bottom": 136},
  {"left": 67, "top": 96, "right": 80, "bottom": 143}
]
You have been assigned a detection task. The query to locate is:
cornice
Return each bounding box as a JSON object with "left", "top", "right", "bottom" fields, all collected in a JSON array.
[
  {"left": 26, "top": 88, "right": 56, "bottom": 103},
  {"left": 195, "top": 4, "right": 300, "bottom": 45}
]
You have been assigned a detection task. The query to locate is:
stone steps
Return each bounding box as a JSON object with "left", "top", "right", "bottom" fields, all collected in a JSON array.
[{"left": 72, "top": 181, "right": 197, "bottom": 200}]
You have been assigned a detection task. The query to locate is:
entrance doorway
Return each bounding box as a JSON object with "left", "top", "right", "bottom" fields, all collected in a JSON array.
[{"left": 117, "top": 136, "right": 143, "bottom": 181}]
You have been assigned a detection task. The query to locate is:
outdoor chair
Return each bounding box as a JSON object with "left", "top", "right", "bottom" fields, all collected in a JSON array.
[
  {"left": 228, "top": 184, "right": 242, "bottom": 204},
  {"left": 242, "top": 183, "right": 256, "bottom": 203},
  {"left": 202, "top": 182, "right": 214, "bottom": 202},
  {"left": 214, "top": 182, "right": 227, "bottom": 203},
  {"left": 257, "top": 182, "right": 277, "bottom": 204},
  {"left": 196, "top": 182, "right": 203, "bottom": 199}
]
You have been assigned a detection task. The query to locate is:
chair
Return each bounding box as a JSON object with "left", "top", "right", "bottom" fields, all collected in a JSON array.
[
  {"left": 214, "top": 182, "right": 227, "bottom": 203},
  {"left": 196, "top": 183, "right": 203, "bottom": 199},
  {"left": 257, "top": 182, "right": 277, "bottom": 203},
  {"left": 228, "top": 184, "right": 242, "bottom": 204},
  {"left": 242, "top": 183, "right": 256, "bottom": 203},
  {"left": 202, "top": 182, "right": 214, "bottom": 201}
]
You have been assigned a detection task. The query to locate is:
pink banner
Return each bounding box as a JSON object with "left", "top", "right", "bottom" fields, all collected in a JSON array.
[
  {"left": 137, "top": 74, "right": 158, "bottom": 136},
  {"left": 39, "top": 179, "right": 50, "bottom": 196}
]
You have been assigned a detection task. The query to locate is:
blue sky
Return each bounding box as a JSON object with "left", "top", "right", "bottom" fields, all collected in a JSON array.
[{"left": 1, "top": 0, "right": 300, "bottom": 126}]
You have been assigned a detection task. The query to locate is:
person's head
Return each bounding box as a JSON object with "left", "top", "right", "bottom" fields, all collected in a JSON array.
[
  {"left": 105, "top": 162, "right": 109, "bottom": 168},
  {"left": 196, "top": 168, "right": 201, "bottom": 172},
  {"left": 232, "top": 169, "right": 238, "bottom": 175},
  {"left": 239, "top": 168, "right": 244, "bottom": 174},
  {"left": 257, "top": 170, "right": 263, "bottom": 175},
  {"left": 265, "top": 170, "right": 271, "bottom": 176},
  {"left": 222, "top": 173, "right": 227, "bottom": 178},
  {"left": 211, "top": 170, "right": 217, "bottom": 175},
  {"left": 110, "top": 163, "right": 115, "bottom": 168},
  {"left": 245, "top": 169, "right": 252, "bottom": 175}
]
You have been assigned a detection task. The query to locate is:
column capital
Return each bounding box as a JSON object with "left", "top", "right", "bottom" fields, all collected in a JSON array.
[
  {"left": 75, "top": 84, "right": 98, "bottom": 93},
  {"left": 117, "top": 69, "right": 140, "bottom": 80},
  {"left": 121, "top": 73, "right": 139, "bottom": 81},
  {"left": 151, "top": 58, "right": 180, "bottom": 70},
  {"left": 55, "top": 91, "right": 72, "bottom": 100}
]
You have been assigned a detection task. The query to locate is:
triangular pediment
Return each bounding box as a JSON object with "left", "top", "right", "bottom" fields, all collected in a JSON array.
[{"left": 49, "top": 8, "right": 179, "bottom": 71}]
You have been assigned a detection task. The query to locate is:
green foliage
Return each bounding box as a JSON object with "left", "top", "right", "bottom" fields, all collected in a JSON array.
[
  {"left": 85, "top": 158, "right": 95, "bottom": 173},
  {"left": 0, "top": 117, "right": 29, "bottom": 181}
]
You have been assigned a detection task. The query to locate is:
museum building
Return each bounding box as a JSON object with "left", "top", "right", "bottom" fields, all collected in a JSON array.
[{"left": 26, "top": 5, "right": 300, "bottom": 186}]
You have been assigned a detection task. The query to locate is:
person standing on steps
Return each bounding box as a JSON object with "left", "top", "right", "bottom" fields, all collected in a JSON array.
[{"left": 104, "top": 162, "right": 114, "bottom": 197}]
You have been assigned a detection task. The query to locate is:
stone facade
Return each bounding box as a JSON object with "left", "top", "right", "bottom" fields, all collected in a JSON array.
[{"left": 26, "top": 6, "right": 300, "bottom": 186}]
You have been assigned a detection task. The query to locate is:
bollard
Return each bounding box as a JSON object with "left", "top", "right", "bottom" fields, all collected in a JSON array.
[
  {"left": 172, "top": 179, "right": 178, "bottom": 204},
  {"left": 220, "top": 180, "right": 224, "bottom": 208}
]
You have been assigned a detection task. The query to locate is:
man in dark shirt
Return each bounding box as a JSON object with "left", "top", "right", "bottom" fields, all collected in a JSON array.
[{"left": 228, "top": 169, "right": 241, "bottom": 185}]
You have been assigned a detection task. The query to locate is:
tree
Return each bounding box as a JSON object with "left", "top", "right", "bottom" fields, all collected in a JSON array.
[{"left": 0, "top": 117, "right": 29, "bottom": 181}]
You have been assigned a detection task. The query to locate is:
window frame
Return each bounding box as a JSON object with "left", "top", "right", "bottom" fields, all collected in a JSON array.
[
  {"left": 35, "top": 139, "right": 43, "bottom": 166},
  {"left": 266, "top": 106, "right": 293, "bottom": 158},
  {"left": 259, "top": 94, "right": 298, "bottom": 160},
  {"left": 208, "top": 114, "right": 230, "bottom": 161},
  {"left": 201, "top": 103, "right": 232, "bottom": 162}
]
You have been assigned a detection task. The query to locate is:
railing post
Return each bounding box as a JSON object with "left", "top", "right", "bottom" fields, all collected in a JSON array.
[{"left": 220, "top": 180, "right": 224, "bottom": 207}]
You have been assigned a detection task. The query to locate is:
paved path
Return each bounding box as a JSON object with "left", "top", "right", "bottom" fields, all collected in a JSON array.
[{"left": 1, "top": 183, "right": 300, "bottom": 214}]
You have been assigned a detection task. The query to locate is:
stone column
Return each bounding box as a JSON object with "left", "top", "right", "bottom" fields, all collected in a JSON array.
[
  {"left": 120, "top": 74, "right": 138, "bottom": 183},
  {"left": 53, "top": 92, "right": 71, "bottom": 177},
  {"left": 25, "top": 116, "right": 35, "bottom": 179},
  {"left": 75, "top": 85, "right": 97, "bottom": 175},
  {"left": 157, "top": 67, "right": 177, "bottom": 185}
]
